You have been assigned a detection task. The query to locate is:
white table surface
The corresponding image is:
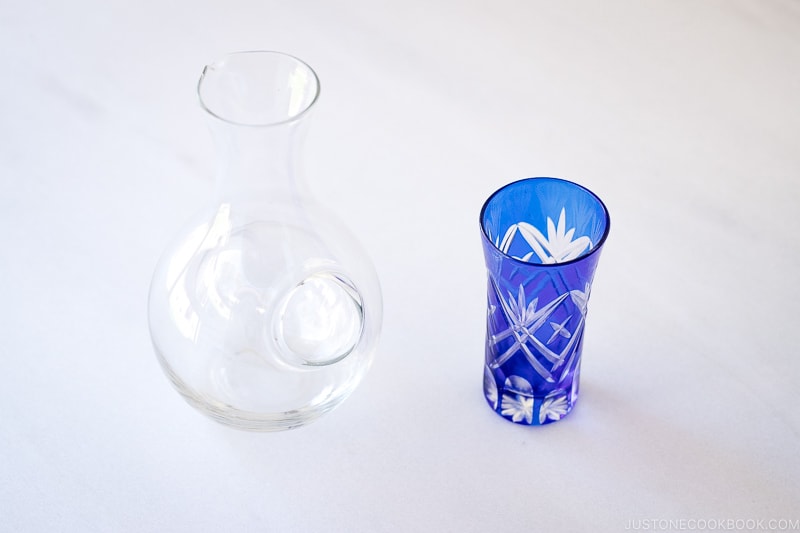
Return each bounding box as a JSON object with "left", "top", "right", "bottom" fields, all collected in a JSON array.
[{"left": 2, "top": 1, "right": 799, "bottom": 531}]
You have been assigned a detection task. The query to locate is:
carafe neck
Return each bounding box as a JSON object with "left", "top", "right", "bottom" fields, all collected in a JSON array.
[
  {"left": 196, "top": 51, "right": 320, "bottom": 207},
  {"left": 208, "top": 117, "right": 311, "bottom": 205}
]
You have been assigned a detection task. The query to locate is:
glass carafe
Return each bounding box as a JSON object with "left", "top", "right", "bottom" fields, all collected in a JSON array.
[{"left": 148, "top": 51, "right": 382, "bottom": 431}]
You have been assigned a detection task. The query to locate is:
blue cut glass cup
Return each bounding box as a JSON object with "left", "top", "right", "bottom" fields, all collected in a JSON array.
[{"left": 480, "top": 178, "right": 610, "bottom": 425}]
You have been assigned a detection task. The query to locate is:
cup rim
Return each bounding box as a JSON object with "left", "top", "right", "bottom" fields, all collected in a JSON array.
[{"left": 479, "top": 177, "right": 611, "bottom": 267}]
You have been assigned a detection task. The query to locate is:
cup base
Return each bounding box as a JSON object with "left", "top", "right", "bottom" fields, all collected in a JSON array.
[{"left": 483, "top": 366, "right": 579, "bottom": 426}]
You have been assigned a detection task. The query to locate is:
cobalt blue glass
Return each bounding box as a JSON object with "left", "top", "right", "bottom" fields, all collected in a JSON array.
[{"left": 480, "top": 177, "right": 610, "bottom": 425}]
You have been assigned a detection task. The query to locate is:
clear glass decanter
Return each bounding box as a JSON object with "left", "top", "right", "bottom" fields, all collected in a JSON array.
[{"left": 148, "top": 51, "right": 382, "bottom": 431}]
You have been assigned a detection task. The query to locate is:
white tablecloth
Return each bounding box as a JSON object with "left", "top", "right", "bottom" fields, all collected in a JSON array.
[{"left": 1, "top": 1, "right": 798, "bottom": 531}]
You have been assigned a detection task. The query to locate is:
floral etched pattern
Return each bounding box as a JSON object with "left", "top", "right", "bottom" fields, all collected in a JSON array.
[
  {"left": 496, "top": 208, "right": 593, "bottom": 264},
  {"left": 500, "top": 376, "right": 534, "bottom": 424},
  {"left": 539, "top": 391, "right": 569, "bottom": 424}
]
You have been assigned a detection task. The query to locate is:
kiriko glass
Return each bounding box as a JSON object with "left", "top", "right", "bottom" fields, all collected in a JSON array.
[
  {"left": 148, "top": 51, "right": 382, "bottom": 431},
  {"left": 480, "top": 178, "right": 609, "bottom": 425}
]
